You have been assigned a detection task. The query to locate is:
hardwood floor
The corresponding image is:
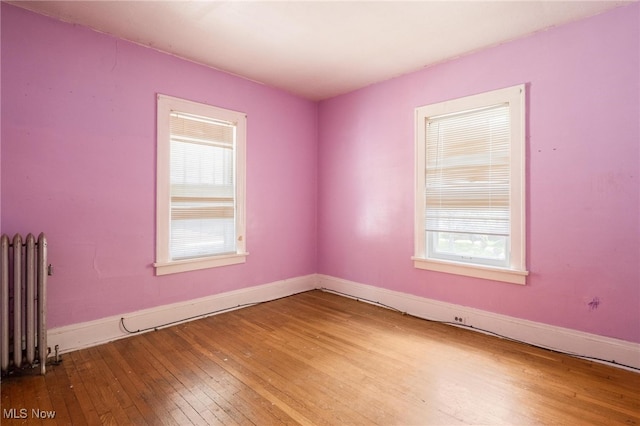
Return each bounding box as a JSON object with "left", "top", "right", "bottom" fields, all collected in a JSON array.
[{"left": 2, "top": 290, "right": 639, "bottom": 425}]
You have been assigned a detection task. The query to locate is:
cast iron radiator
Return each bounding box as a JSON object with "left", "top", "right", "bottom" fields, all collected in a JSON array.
[{"left": 0, "top": 233, "right": 48, "bottom": 375}]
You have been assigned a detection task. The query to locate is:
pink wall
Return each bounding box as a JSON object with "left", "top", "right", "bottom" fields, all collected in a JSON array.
[
  {"left": 2, "top": 3, "right": 638, "bottom": 344},
  {"left": 1, "top": 4, "right": 318, "bottom": 328},
  {"left": 318, "top": 4, "right": 640, "bottom": 343}
]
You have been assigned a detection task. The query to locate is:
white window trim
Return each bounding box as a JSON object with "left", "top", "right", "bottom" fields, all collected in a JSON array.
[
  {"left": 155, "top": 94, "right": 248, "bottom": 276},
  {"left": 413, "top": 85, "right": 528, "bottom": 285}
]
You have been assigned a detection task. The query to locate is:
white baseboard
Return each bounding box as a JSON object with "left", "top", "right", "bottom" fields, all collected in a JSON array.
[
  {"left": 48, "top": 273, "right": 639, "bottom": 371},
  {"left": 47, "top": 274, "right": 317, "bottom": 355},
  {"left": 317, "top": 274, "right": 640, "bottom": 371}
]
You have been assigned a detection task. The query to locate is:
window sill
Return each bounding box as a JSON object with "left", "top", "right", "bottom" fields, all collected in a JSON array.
[
  {"left": 412, "top": 257, "right": 528, "bottom": 285},
  {"left": 154, "top": 252, "right": 248, "bottom": 276}
]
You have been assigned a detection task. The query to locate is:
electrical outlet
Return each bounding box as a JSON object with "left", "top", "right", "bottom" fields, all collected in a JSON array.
[{"left": 453, "top": 316, "right": 467, "bottom": 325}]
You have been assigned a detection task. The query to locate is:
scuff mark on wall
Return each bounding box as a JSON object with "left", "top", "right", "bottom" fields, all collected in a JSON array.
[{"left": 588, "top": 297, "right": 601, "bottom": 311}]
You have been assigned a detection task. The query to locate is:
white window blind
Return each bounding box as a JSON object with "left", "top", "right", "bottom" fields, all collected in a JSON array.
[
  {"left": 169, "top": 112, "right": 237, "bottom": 260},
  {"left": 156, "top": 94, "right": 247, "bottom": 275},
  {"left": 425, "top": 104, "right": 511, "bottom": 266},
  {"left": 414, "top": 84, "right": 527, "bottom": 284}
]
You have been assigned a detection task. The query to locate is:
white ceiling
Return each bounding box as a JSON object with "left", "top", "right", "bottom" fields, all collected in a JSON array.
[{"left": 7, "top": 1, "right": 634, "bottom": 100}]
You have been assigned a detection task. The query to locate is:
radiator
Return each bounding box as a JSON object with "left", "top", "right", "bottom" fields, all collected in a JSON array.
[{"left": 1, "top": 233, "right": 48, "bottom": 375}]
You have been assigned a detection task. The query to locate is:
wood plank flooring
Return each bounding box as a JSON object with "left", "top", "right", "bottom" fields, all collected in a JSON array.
[{"left": 2, "top": 290, "right": 639, "bottom": 425}]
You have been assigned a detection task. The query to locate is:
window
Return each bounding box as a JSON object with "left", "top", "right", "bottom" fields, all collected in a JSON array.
[
  {"left": 155, "top": 94, "right": 247, "bottom": 275},
  {"left": 413, "top": 85, "right": 528, "bottom": 284}
]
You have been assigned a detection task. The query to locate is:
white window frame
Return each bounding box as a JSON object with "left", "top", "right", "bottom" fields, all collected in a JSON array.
[
  {"left": 154, "top": 94, "right": 247, "bottom": 275},
  {"left": 413, "top": 85, "right": 528, "bottom": 285}
]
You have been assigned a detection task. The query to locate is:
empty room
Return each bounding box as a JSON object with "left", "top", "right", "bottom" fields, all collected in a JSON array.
[{"left": 1, "top": 0, "right": 639, "bottom": 424}]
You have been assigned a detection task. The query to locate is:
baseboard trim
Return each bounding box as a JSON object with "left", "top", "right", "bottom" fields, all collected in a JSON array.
[
  {"left": 48, "top": 273, "right": 639, "bottom": 371},
  {"left": 316, "top": 274, "right": 640, "bottom": 371},
  {"left": 48, "top": 274, "right": 317, "bottom": 355}
]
